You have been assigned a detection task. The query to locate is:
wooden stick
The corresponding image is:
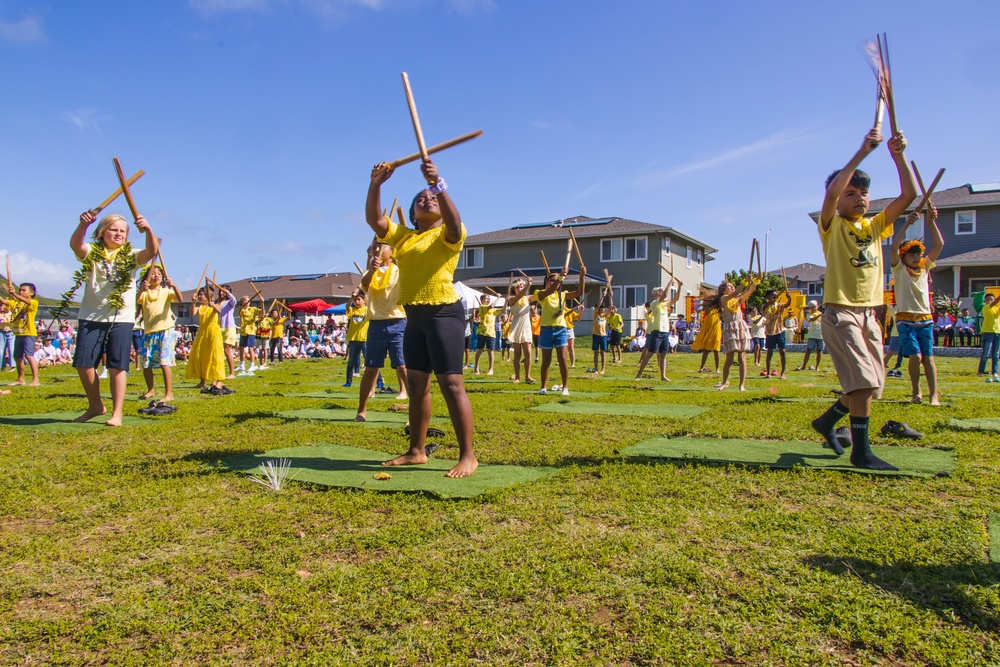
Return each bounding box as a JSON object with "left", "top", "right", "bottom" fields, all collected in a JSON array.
[
  {"left": 656, "top": 262, "right": 674, "bottom": 280},
  {"left": 248, "top": 281, "right": 264, "bottom": 303},
  {"left": 482, "top": 286, "right": 500, "bottom": 297},
  {"left": 212, "top": 271, "right": 217, "bottom": 286},
  {"left": 515, "top": 267, "right": 530, "bottom": 280},
  {"left": 874, "top": 82, "right": 885, "bottom": 134},
  {"left": 568, "top": 229, "right": 585, "bottom": 268},
  {"left": 562, "top": 238, "right": 573, "bottom": 274},
  {"left": 196, "top": 263, "right": 209, "bottom": 295},
  {"left": 396, "top": 206, "right": 405, "bottom": 227},
  {"left": 540, "top": 250, "right": 551, "bottom": 275},
  {"left": 5, "top": 254, "right": 12, "bottom": 287},
  {"left": 354, "top": 261, "right": 365, "bottom": 274},
  {"left": 748, "top": 239, "right": 757, "bottom": 274},
  {"left": 780, "top": 266, "right": 789, "bottom": 292},
  {"left": 878, "top": 34, "right": 898, "bottom": 136},
  {"left": 755, "top": 240, "right": 762, "bottom": 278},
  {"left": 93, "top": 170, "right": 144, "bottom": 214},
  {"left": 389, "top": 130, "right": 483, "bottom": 169},
  {"left": 401, "top": 72, "right": 429, "bottom": 162},
  {"left": 910, "top": 167, "right": 945, "bottom": 218},
  {"left": 670, "top": 249, "right": 675, "bottom": 275},
  {"left": 112, "top": 157, "right": 141, "bottom": 223}
]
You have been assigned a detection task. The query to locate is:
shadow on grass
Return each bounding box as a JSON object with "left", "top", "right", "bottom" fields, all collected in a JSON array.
[
  {"left": 230, "top": 411, "right": 286, "bottom": 425},
  {"left": 803, "top": 555, "right": 1000, "bottom": 632}
]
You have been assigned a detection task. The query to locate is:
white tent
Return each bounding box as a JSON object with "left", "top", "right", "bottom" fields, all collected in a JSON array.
[{"left": 453, "top": 281, "right": 506, "bottom": 310}]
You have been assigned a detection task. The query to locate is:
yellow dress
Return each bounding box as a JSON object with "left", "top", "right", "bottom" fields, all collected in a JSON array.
[
  {"left": 691, "top": 307, "right": 721, "bottom": 352},
  {"left": 186, "top": 305, "right": 226, "bottom": 383}
]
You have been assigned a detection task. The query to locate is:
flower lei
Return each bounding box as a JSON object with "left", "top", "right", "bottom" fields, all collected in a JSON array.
[{"left": 52, "top": 241, "right": 137, "bottom": 320}]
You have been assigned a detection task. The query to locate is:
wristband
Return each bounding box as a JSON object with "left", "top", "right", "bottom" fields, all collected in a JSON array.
[{"left": 429, "top": 179, "right": 448, "bottom": 195}]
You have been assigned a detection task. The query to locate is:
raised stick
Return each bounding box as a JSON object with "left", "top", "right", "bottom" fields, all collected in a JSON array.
[
  {"left": 568, "top": 229, "right": 585, "bottom": 268},
  {"left": 483, "top": 286, "right": 500, "bottom": 297},
  {"left": 196, "top": 263, "right": 209, "bottom": 296},
  {"left": 656, "top": 262, "right": 674, "bottom": 280},
  {"left": 562, "top": 238, "right": 573, "bottom": 274},
  {"left": 749, "top": 239, "right": 757, "bottom": 274},
  {"left": 396, "top": 206, "right": 405, "bottom": 227},
  {"left": 112, "top": 157, "right": 141, "bottom": 223},
  {"left": 5, "top": 254, "right": 12, "bottom": 287},
  {"left": 755, "top": 240, "right": 762, "bottom": 278},
  {"left": 874, "top": 83, "right": 885, "bottom": 134},
  {"left": 540, "top": 250, "right": 551, "bottom": 276},
  {"left": 515, "top": 267, "right": 530, "bottom": 280},
  {"left": 389, "top": 130, "right": 483, "bottom": 169},
  {"left": 877, "top": 34, "right": 898, "bottom": 136},
  {"left": 354, "top": 261, "right": 365, "bottom": 274},
  {"left": 93, "top": 170, "right": 144, "bottom": 214},
  {"left": 212, "top": 271, "right": 217, "bottom": 286},
  {"left": 401, "top": 72, "right": 428, "bottom": 162},
  {"left": 910, "top": 167, "right": 945, "bottom": 218},
  {"left": 780, "top": 266, "right": 789, "bottom": 292}
]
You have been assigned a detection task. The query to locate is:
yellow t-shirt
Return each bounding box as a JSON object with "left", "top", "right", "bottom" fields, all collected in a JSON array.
[
  {"left": 535, "top": 289, "right": 567, "bottom": 327},
  {"left": 238, "top": 307, "right": 260, "bottom": 336},
  {"left": 366, "top": 265, "right": 406, "bottom": 321},
  {"left": 137, "top": 287, "right": 176, "bottom": 333},
  {"left": 565, "top": 309, "right": 581, "bottom": 328},
  {"left": 9, "top": 298, "right": 38, "bottom": 337},
  {"left": 258, "top": 317, "right": 272, "bottom": 338},
  {"left": 646, "top": 300, "right": 669, "bottom": 332},
  {"left": 346, "top": 305, "right": 369, "bottom": 342},
  {"left": 271, "top": 316, "right": 288, "bottom": 339},
  {"left": 982, "top": 302, "right": 1000, "bottom": 335},
  {"left": 477, "top": 305, "right": 501, "bottom": 336},
  {"left": 607, "top": 312, "right": 623, "bottom": 333},
  {"left": 593, "top": 312, "right": 607, "bottom": 336},
  {"left": 763, "top": 301, "right": 788, "bottom": 336},
  {"left": 378, "top": 220, "right": 465, "bottom": 306},
  {"left": 820, "top": 211, "right": 891, "bottom": 307}
]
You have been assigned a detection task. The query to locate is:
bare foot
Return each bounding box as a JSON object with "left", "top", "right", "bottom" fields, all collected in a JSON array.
[
  {"left": 660, "top": 377, "right": 671, "bottom": 382},
  {"left": 226, "top": 373, "right": 236, "bottom": 379},
  {"left": 446, "top": 455, "right": 479, "bottom": 478},
  {"left": 739, "top": 385, "right": 746, "bottom": 392},
  {"left": 382, "top": 450, "right": 429, "bottom": 467},
  {"left": 396, "top": 392, "right": 408, "bottom": 400},
  {"left": 8, "top": 380, "right": 24, "bottom": 386},
  {"left": 715, "top": 381, "right": 729, "bottom": 391},
  {"left": 161, "top": 394, "right": 174, "bottom": 402},
  {"left": 0, "top": 389, "right": 10, "bottom": 395},
  {"left": 138, "top": 391, "right": 154, "bottom": 400},
  {"left": 525, "top": 377, "right": 536, "bottom": 383},
  {"left": 104, "top": 415, "right": 123, "bottom": 427},
  {"left": 355, "top": 414, "right": 367, "bottom": 422},
  {"left": 73, "top": 406, "right": 107, "bottom": 422},
  {"left": 930, "top": 396, "right": 941, "bottom": 406}
]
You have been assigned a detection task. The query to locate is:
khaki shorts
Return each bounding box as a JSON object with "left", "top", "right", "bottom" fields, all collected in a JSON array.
[
  {"left": 822, "top": 305, "right": 884, "bottom": 397},
  {"left": 222, "top": 326, "right": 238, "bottom": 347}
]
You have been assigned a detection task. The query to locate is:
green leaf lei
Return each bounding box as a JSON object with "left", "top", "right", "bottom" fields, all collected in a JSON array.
[{"left": 51, "top": 241, "right": 137, "bottom": 320}]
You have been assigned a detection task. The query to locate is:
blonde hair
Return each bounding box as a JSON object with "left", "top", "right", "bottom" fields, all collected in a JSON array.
[{"left": 92, "top": 214, "right": 130, "bottom": 243}]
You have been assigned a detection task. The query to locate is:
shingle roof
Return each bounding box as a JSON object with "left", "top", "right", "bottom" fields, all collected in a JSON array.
[
  {"left": 808, "top": 183, "right": 1000, "bottom": 221},
  {"left": 180, "top": 273, "right": 363, "bottom": 303},
  {"left": 933, "top": 245, "right": 1000, "bottom": 267},
  {"left": 767, "top": 262, "right": 825, "bottom": 282},
  {"left": 466, "top": 215, "right": 718, "bottom": 253}
]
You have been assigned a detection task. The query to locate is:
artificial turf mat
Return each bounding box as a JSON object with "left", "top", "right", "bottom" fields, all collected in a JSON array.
[
  {"left": 0, "top": 411, "right": 152, "bottom": 432},
  {"left": 990, "top": 513, "right": 1000, "bottom": 563},
  {"left": 279, "top": 408, "right": 410, "bottom": 425},
  {"left": 652, "top": 384, "right": 763, "bottom": 393},
  {"left": 947, "top": 417, "right": 1000, "bottom": 432},
  {"left": 283, "top": 391, "right": 398, "bottom": 400},
  {"left": 530, "top": 401, "right": 706, "bottom": 418},
  {"left": 220, "top": 443, "right": 557, "bottom": 498},
  {"left": 622, "top": 436, "right": 955, "bottom": 477}
]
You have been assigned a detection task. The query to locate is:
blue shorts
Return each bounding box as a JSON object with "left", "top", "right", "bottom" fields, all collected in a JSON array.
[
  {"left": 365, "top": 318, "right": 406, "bottom": 369},
  {"left": 765, "top": 333, "right": 786, "bottom": 351},
  {"left": 73, "top": 320, "right": 134, "bottom": 370},
  {"left": 477, "top": 334, "right": 496, "bottom": 351},
  {"left": 592, "top": 335, "right": 608, "bottom": 351},
  {"left": 806, "top": 338, "right": 825, "bottom": 352},
  {"left": 13, "top": 335, "right": 36, "bottom": 361},
  {"left": 645, "top": 330, "right": 669, "bottom": 354},
  {"left": 239, "top": 334, "right": 256, "bottom": 348},
  {"left": 539, "top": 326, "right": 568, "bottom": 350},
  {"left": 888, "top": 336, "right": 900, "bottom": 352},
  {"left": 752, "top": 337, "right": 765, "bottom": 350},
  {"left": 898, "top": 320, "right": 933, "bottom": 357},
  {"left": 141, "top": 328, "right": 177, "bottom": 369}
]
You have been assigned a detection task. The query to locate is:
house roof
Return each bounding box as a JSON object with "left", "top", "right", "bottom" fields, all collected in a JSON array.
[
  {"left": 179, "top": 272, "right": 363, "bottom": 303},
  {"left": 465, "top": 215, "right": 718, "bottom": 255},
  {"left": 767, "top": 262, "right": 825, "bottom": 282},
  {"left": 459, "top": 268, "right": 604, "bottom": 289},
  {"left": 933, "top": 245, "right": 1000, "bottom": 268},
  {"left": 808, "top": 182, "right": 1000, "bottom": 220}
]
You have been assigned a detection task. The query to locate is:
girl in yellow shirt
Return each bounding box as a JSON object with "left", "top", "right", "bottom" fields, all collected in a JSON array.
[{"left": 366, "top": 158, "right": 477, "bottom": 478}]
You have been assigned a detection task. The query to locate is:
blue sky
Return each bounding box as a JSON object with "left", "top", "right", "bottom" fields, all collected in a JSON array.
[{"left": 2, "top": 0, "right": 998, "bottom": 298}]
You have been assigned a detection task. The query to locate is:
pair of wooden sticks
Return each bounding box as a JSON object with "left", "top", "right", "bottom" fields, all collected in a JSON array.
[
  {"left": 110, "top": 158, "right": 171, "bottom": 282},
  {"left": 539, "top": 229, "right": 584, "bottom": 277},
  {"left": 396, "top": 72, "right": 482, "bottom": 169},
  {"left": 748, "top": 238, "right": 763, "bottom": 278},
  {"left": 865, "top": 33, "right": 898, "bottom": 136}
]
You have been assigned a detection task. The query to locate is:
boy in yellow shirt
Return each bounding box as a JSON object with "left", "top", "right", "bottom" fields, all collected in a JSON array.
[
  {"left": 236, "top": 296, "right": 260, "bottom": 375},
  {"left": 810, "top": 126, "right": 916, "bottom": 470},
  {"left": 473, "top": 294, "right": 502, "bottom": 375},
  {"left": 343, "top": 291, "right": 369, "bottom": 387},
  {"left": 7, "top": 282, "right": 40, "bottom": 386},
  {"left": 269, "top": 308, "right": 289, "bottom": 364},
  {"left": 978, "top": 293, "right": 1000, "bottom": 380}
]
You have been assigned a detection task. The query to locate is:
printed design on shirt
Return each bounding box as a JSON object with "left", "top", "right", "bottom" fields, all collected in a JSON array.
[{"left": 848, "top": 225, "right": 876, "bottom": 269}]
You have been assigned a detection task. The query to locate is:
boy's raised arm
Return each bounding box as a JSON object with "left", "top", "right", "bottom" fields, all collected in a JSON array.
[
  {"left": 926, "top": 203, "right": 944, "bottom": 263},
  {"left": 820, "top": 129, "right": 883, "bottom": 231}
]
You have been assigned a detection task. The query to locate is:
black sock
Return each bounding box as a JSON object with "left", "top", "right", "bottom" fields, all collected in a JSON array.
[
  {"left": 812, "top": 401, "right": 848, "bottom": 455},
  {"left": 849, "top": 416, "right": 898, "bottom": 471}
]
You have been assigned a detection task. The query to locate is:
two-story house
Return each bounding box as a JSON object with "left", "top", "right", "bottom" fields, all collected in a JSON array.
[{"left": 453, "top": 215, "right": 716, "bottom": 332}]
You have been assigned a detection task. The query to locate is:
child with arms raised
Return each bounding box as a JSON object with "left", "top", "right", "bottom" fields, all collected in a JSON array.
[
  {"left": 136, "top": 264, "right": 183, "bottom": 403},
  {"left": 891, "top": 204, "right": 943, "bottom": 404},
  {"left": 5, "top": 282, "right": 40, "bottom": 386},
  {"left": 810, "top": 127, "right": 917, "bottom": 470},
  {"left": 709, "top": 276, "right": 759, "bottom": 391}
]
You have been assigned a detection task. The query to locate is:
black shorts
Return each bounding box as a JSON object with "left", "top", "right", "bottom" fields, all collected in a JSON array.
[
  {"left": 609, "top": 330, "right": 621, "bottom": 346},
  {"left": 73, "top": 320, "right": 134, "bottom": 370},
  {"left": 403, "top": 300, "right": 465, "bottom": 375}
]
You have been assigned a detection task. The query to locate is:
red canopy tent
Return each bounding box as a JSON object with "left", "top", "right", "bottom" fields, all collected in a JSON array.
[{"left": 285, "top": 298, "right": 337, "bottom": 314}]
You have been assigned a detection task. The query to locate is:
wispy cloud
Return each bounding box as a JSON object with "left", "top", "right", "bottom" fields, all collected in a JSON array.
[
  {"left": 63, "top": 108, "right": 111, "bottom": 134},
  {"left": 0, "top": 13, "right": 45, "bottom": 44},
  {"left": 1, "top": 249, "right": 73, "bottom": 299},
  {"left": 632, "top": 128, "right": 820, "bottom": 189},
  {"left": 532, "top": 120, "right": 573, "bottom": 133}
]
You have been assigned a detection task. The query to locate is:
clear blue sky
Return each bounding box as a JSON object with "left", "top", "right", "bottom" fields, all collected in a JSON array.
[{"left": 2, "top": 0, "right": 998, "bottom": 298}]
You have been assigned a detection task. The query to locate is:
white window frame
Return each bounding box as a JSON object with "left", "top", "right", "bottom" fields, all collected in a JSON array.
[
  {"left": 686, "top": 246, "right": 693, "bottom": 268},
  {"left": 662, "top": 237, "right": 671, "bottom": 255},
  {"left": 457, "top": 246, "right": 483, "bottom": 269},
  {"left": 601, "top": 238, "right": 623, "bottom": 262},
  {"left": 956, "top": 210, "right": 976, "bottom": 235},
  {"left": 624, "top": 236, "right": 648, "bottom": 262},
  {"left": 623, "top": 285, "right": 647, "bottom": 308}
]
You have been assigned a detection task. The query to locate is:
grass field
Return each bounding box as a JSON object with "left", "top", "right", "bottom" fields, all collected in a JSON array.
[{"left": 2, "top": 346, "right": 999, "bottom": 666}]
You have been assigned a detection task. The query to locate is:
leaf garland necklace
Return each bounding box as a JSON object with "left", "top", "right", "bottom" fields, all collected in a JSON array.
[{"left": 52, "top": 241, "right": 137, "bottom": 320}]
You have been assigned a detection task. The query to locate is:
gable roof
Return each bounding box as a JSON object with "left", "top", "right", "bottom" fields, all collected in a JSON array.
[
  {"left": 180, "top": 272, "right": 362, "bottom": 303},
  {"left": 808, "top": 182, "right": 1000, "bottom": 221},
  {"left": 465, "top": 215, "right": 718, "bottom": 254},
  {"left": 767, "top": 262, "right": 825, "bottom": 282},
  {"left": 933, "top": 245, "right": 1000, "bottom": 268}
]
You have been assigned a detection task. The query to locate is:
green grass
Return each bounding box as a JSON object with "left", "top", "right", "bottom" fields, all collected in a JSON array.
[{"left": 2, "top": 350, "right": 999, "bottom": 665}]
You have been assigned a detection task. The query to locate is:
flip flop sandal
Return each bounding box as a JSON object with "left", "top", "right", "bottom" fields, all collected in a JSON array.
[
  {"left": 155, "top": 401, "right": 178, "bottom": 414},
  {"left": 425, "top": 443, "right": 438, "bottom": 456},
  {"left": 880, "top": 420, "right": 924, "bottom": 440},
  {"left": 403, "top": 425, "right": 447, "bottom": 438}
]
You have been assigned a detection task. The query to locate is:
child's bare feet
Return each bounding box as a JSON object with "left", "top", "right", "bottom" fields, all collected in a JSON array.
[
  {"left": 738, "top": 385, "right": 746, "bottom": 391},
  {"left": 0, "top": 389, "right": 10, "bottom": 395},
  {"left": 104, "top": 415, "right": 123, "bottom": 427},
  {"left": 8, "top": 380, "right": 24, "bottom": 386},
  {"left": 138, "top": 390, "right": 154, "bottom": 400},
  {"left": 382, "top": 449, "right": 429, "bottom": 467},
  {"left": 715, "top": 381, "right": 729, "bottom": 391},
  {"left": 73, "top": 406, "right": 107, "bottom": 422},
  {"left": 161, "top": 394, "right": 174, "bottom": 402},
  {"left": 28, "top": 380, "right": 40, "bottom": 387},
  {"left": 446, "top": 455, "right": 478, "bottom": 478},
  {"left": 396, "top": 392, "right": 408, "bottom": 400}
]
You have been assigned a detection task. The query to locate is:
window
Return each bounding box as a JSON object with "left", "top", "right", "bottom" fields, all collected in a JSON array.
[
  {"left": 601, "top": 238, "right": 622, "bottom": 262},
  {"left": 624, "top": 236, "right": 647, "bottom": 261},
  {"left": 696, "top": 249, "right": 703, "bottom": 265},
  {"left": 956, "top": 210, "right": 976, "bottom": 235},
  {"left": 905, "top": 215, "right": 924, "bottom": 242},
  {"left": 686, "top": 246, "right": 693, "bottom": 268},
  {"left": 457, "top": 247, "right": 483, "bottom": 269},
  {"left": 610, "top": 286, "right": 622, "bottom": 309},
  {"left": 807, "top": 282, "right": 823, "bottom": 296},
  {"left": 662, "top": 237, "right": 671, "bottom": 254},
  {"left": 624, "top": 285, "right": 647, "bottom": 308}
]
